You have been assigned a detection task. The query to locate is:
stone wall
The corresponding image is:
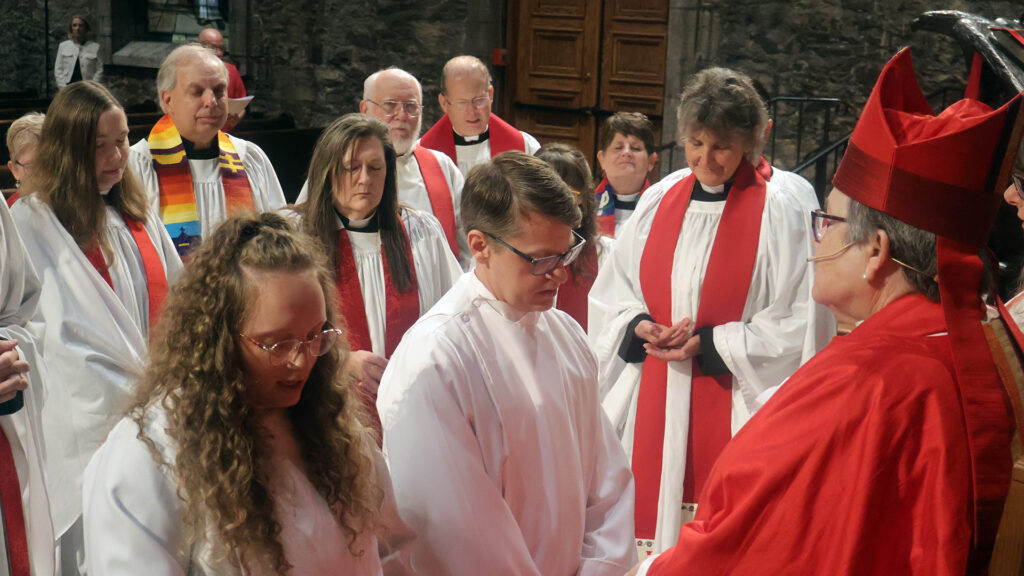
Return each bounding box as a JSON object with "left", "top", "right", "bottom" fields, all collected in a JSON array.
[
  {"left": 1, "top": 0, "right": 98, "bottom": 97},
  {"left": 246, "top": 0, "right": 499, "bottom": 128},
  {"left": 696, "top": 0, "right": 1020, "bottom": 168}
]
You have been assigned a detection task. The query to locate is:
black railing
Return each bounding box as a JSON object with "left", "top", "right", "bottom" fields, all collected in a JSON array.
[
  {"left": 766, "top": 97, "right": 852, "bottom": 168},
  {"left": 792, "top": 132, "right": 852, "bottom": 206}
]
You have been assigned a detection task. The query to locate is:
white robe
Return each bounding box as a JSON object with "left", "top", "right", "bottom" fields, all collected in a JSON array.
[
  {"left": 0, "top": 199, "right": 55, "bottom": 576},
  {"left": 588, "top": 168, "right": 833, "bottom": 554},
  {"left": 295, "top": 144, "right": 472, "bottom": 269},
  {"left": 83, "top": 405, "right": 411, "bottom": 575},
  {"left": 10, "top": 195, "right": 183, "bottom": 539},
  {"left": 285, "top": 207, "right": 461, "bottom": 358},
  {"left": 377, "top": 271, "right": 636, "bottom": 575},
  {"left": 452, "top": 129, "right": 541, "bottom": 177},
  {"left": 130, "top": 135, "right": 287, "bottom": 241}
]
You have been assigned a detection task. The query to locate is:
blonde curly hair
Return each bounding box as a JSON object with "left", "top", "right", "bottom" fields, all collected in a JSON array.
[{"left": 128, "top": 212, "right": 381, "bottom": 573}]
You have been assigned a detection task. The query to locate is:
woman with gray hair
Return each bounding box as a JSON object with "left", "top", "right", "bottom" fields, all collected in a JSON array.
[
  {"left": 5, "top": 112, "right": 44, "bottom": 206},
  {"left": 589, "top": 66, "right": 827, "bottom": 556}
]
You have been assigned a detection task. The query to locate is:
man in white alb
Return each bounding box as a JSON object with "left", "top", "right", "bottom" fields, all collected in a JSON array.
[
  {"left": 130, "top": 44, "right": 285, "bottom": 257},
  {"left": 419, "top": 55, "right": 540, "bottom": 177},
  {"left": 378, "top": 151, "right": 635, "bottom": 575}
]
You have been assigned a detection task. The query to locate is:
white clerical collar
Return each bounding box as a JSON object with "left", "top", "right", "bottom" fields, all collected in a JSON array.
[
  {"left": 698, "top": 182, "right": 726, "bottom": 194},
  {"left": 334, "top": 210, "right": 378, "bottom": 232},
  {"left": 614, "top": 192, "right": 639, "bottom": 202},
  {"left": 99, "top": 188, "right": 111, "bottom": 195},
  {"left": 468, "top": 271, "right": 539, "bottom": 325},
  {"left": 453, "top": 128, "right": 490, "bottom": 145}
]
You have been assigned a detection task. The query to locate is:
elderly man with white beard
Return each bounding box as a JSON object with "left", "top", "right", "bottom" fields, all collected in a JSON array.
[{"left": 299, "top": 68, "right": 471, "bottom": 269}]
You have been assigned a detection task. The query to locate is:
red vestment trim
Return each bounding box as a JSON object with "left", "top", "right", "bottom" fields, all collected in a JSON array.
[
  {"left": 411, "top": 147, "right": 459, "bottom": 258},
  {"left": 633, "top": 161, "right": 766, "bottom": 540},
  {"left": 125, "top": 217, "right": 169, "bottom": 331},
  {"left": 335, "top": 222, "right": 420, "bottom": 440},
  {"left": 83, "top": 243, "right": 113, "bottom": 290},
  {"left": 0, "top": 426, "right": 30, "bottom": 576},
  {"left": 419, "top": 113, "right": 525, "bottom": 164}
]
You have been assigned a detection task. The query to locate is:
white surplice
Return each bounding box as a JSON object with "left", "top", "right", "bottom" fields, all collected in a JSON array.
[
  {"left": 285, "top": 207, "right": 461, "bottom": 358},
  {"left": 377, "top": 271, "right": 636, "bottom": 575},
  {"left": 295, "top": 144, "right": 472, "bottom": 269},
  {"left": 452, "top": 130, "right": 541, "bottom": 177},
  {"left": 0, "top": 198, "right": 55, "bottom": 576},
  {"left": 588, "top": 168, "right": 833, "bottom": 554},
  {"left": 83, "top": 405, "right": 412, "bottom": 575},
  {"left": 130, "top": 134, "right": 287, "bottom": 240},
  {"left": 10, "top": 195, "right": 183, "bottom": 540}
]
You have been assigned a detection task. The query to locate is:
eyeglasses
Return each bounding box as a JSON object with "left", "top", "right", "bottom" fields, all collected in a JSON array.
[
  {"left": 444, "top": 94, "right": 491, "bottom": 112},
  {"left": 13, "top": 159, "right": 30, "bottom": 170},
  {"left": 240, "top": 327, "right": 344, "bottom": 366},
  {"left": 484, "top": 230, "right": 586, "bottom": 276},
  {"left": 1013, "top": 171, "right": 1024, "bottom": 203},
  {"left": 810, "top": 209, "right": 847, "bottom": 242},
  {"left": 366, "top": 99, "right": 422, "bottom": 118}
]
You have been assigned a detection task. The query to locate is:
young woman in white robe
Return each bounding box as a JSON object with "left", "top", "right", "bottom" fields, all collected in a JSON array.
[
  {"left": 588, "top": 68, "right": 831, "bottom": 557},
  {"left": 83, "top": 212, "right": 414, "bottom": 575},
  {"left": 292, "top": 113, "right": 460, "bottom": 433},
  {"left": 11, "top": 81, "right": 182, "bottom": 574},
  {"left": 0, "top": 197, "right": 55, "bottom": 576}
]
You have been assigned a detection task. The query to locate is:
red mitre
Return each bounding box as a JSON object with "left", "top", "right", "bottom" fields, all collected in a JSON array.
[
  {"left": 833, "top": 48, "right": 1020, "bottom": 247},
  {"left": 834, "top": 47, "right": 1024, "bottom": 560}
]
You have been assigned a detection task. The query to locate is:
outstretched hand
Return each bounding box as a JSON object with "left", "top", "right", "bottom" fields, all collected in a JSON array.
[{"left": 346, "top": 349, "right": 389, "bottom": 396}]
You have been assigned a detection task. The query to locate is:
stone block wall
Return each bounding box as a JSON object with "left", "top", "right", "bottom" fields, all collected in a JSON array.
[{"left": 696, "top": 0, "right": 1020, "bottom": 168}]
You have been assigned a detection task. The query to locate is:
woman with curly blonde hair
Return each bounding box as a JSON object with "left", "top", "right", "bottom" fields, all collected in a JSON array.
[{"left": 83, "top": 212, "right": 413, "bottom": 575}]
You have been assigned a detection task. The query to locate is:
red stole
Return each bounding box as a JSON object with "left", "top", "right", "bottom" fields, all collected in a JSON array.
[
  {"left": 555, "top": 245, "right": 598, "bottom": 331},
  {"left": 0, "top": 427, "right": 29, "bottom": 576},
  {"left": 411, "top": 146, "right": 459, "bottom": 258},
  {"left": 419, "top": 113, "right": 526, "bottom": 164},
  {"left": 633, "top": 161, "right": 766, "bottom": 541},
  {"left": 81, "top": 216, "right": 168, "bottom": 330}
]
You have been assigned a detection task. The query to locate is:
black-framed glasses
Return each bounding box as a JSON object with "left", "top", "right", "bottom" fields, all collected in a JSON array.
[
  {"left": 366, "top": 99, "right": 422, "bottom": 118},
  {"left": 484, "top": 230, "right": 586, "bottom": 276},
  {"left": 13, "top": 159, "right": 30, "bottom": 170},
  {"left": 1013, "top": 171, "right": 1024, "bottom": 203},
  {"left": 810, "top": 209, "right": 847, "bottom": 242},
  {"left": 240, "top": 327, "right": 344, "bottom": 366}
]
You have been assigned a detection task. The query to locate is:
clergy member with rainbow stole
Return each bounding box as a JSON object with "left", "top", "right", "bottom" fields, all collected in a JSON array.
[
  {"left": 588, "top": 67, "right": 828, "bottom": 559},
  {"left": 11, "top": 81, "right": 182, "bottom": 576},
  {"left": 629, "top": 48, "right": 1024, "bottom": 576},
  {"left": 419, "top": 55, "right": 540, "bottom": 178},
  {"left": 130, "top": 44, "right": 285, "bottom": 257},
  {"left": 293, "top": 113, "right": 460, "bottom": 438}
]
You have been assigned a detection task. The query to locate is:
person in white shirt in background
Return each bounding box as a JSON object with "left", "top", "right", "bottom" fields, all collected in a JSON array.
[
  {"left": 54, "top": 15, "right": 103, "bottom": 89},
  {"left": 84, "top": 212, "right": 414, "bottom": 576},
  {"left": 378, "top": 150, "right": 635, "bottom": 575}
]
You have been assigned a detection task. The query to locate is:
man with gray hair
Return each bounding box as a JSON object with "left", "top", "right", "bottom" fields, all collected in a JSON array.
[
  {"left": 130, "top": 44, "right": 285, "bottom": 257},
  {"left": 420, "top": 55, "right": 540, "bottom": 177},
  {"left": 378, "top": 151, "right": 635, "bottom": 575},
  {"left": 362, "top": 67, "right": 471, "bottom": 268}
]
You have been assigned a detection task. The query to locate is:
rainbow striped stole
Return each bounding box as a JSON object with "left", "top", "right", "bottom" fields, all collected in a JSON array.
[{"left": 148, "top": 115, "right": 254, "bottom": 256}]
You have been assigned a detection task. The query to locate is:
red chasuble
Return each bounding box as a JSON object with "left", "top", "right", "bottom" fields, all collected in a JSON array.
[
  {"left": 0, "top": 427, "right": 29, "bottom": 576},
  {"left": 335, "top": 222, "right": 420, "bottom": 440},
  {"left": 647, "top": 294, "right": 1013, "bottom": 576},
  {"left": 633, "top": 161, "right": 765, "bottom": 543},
  {"left": 411, "top": 146, "right": 459, "bottom": 258},
  {"left": 419, "top": 113, "right": 526, "bottom": 164}
]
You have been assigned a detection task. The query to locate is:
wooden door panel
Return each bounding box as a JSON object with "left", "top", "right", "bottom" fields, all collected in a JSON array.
[
  {"left": 515, "top": 0, "right": 601, "bottom": 108},
  {"left": 514, "top": 108, "right": 597, "bottom": 167},
  {"left": 600, "top": 0, "right": 669, "bottom": 115}
]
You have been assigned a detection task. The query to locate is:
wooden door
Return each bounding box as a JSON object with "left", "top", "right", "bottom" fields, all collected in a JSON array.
[
  {"left": 507, "top": 0, "right": 669, "bottom": 175},
  {"left": 511, "top": 0, "right": 602, "bottom": 162}
]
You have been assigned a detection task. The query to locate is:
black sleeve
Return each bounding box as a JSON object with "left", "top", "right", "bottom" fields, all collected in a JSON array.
[
  {"left": 694, "top": 326, "right": 731, "bottom": 376},
  {"left": 617, "top": 313, "right": 655, "bottom": 363}
]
